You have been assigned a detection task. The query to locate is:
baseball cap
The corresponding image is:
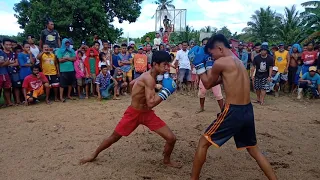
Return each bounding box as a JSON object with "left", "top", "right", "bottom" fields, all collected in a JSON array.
[
  {"left": 261, "top": 45, "right": 269, "bottom": 50},
  {"left": 272, "top": 66, "right": 278, "bottom": 71},
  {"left": 279, "top": 42, "right": 284, "bottom": 46},
  {"left": 138, "top": 46, "right": 143, "bottom": 50},
  {"left": 129, "top": 41, "right": 135, "bottom": 45},
  {"left": 309, "top": 66, "right": 317, "bottom": 72}
]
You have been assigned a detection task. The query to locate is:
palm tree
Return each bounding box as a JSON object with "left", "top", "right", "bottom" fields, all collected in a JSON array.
[
  {"left": 243, "top": 7, "right": 280, "bottom": 42},
  {"left": 153, "top": 0, "right": 175, "bottom": 30},
  {"left": 277, "top": 5, "right": 305, "bottom": 45},
  {"left": 300, "top": 1, "right": 320, "bottom": 44},
  {"left": 200, "top": 26, "right": 217, "bottom": 33}
]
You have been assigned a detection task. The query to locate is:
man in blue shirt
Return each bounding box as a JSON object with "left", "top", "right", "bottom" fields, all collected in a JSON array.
[
  {"left": 18, "top": 41, "right": 35, "bottom": 81},
  {"left": 111, "top": 45, "right": 121, "bottom": 76},
  {"left": 298, "top": 66, "right": 320, "bottom": 99},
  {"left": 0, "top": 50, "right": 13, "bottom": 106}
]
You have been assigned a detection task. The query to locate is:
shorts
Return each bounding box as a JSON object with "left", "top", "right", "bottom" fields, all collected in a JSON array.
[
  {"left": 280, "top": 73, "right": 288, "bottom": 82},
  {"left": 124, "top": 69, "right": 132, "bottom": 78},
  {"left": 9, "top": 73, "right": 22, "bottom": 88},
  {"left": 115, "top": 106, "right": 166, "bottom": 136},
  {"left": 198, "top": 80, "right": 223, "bottom": 100},
  {"left": 60, "top": 71, "right": 76, "bottom": 87},
  {"left": 90, "top": 73, "right": 97, "bottom": 80},
  {"left": 254, "top": 77, "right": 268, "bottom": 90},
  {"left": 46, "top": 75, "right": 60, "bottom": 87},
  {"left": 26, "top": 86, "right": 44, "bottom": 100},
  {"left": 0, "top": 74, "right": 12, "bottom": 89},
  {"left": 178, "top": 68, "right": 191, "bottom": 82},
  {"left": 77, "top": 78, "right": 85, "bottom": 86},
  {"left": 204, "top": 103, "right": 257, "bottom": 149},
  {"left": 288, "top": 66, "right": 298, "bottom": 85}
]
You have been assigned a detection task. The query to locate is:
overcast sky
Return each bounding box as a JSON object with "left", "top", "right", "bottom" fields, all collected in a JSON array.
[{"left": 0, "top": 0, "right": 306, "bottom": 38}]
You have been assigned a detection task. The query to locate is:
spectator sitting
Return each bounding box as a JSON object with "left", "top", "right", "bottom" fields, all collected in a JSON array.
[
  {"left": 297, "top": 66, "right": 320, "bottom": 99},
  {"left": 22, "top": 65, "right": 51, "bottom": 105},
  {"left": 95, "top": 65, "right": 119, "bottom": 100},
  {"left": 266, "top": 66, "right": 281, "bottom": 97}
]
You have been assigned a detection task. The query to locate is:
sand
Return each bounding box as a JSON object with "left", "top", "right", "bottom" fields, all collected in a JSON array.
[{"left": 0, "top": 93, "right": 319, "bottom": 180}]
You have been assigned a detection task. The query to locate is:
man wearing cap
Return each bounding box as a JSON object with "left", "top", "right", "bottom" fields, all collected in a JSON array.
[
  {"left": 274, "top": 43, "right": 290, "bottom": 91},
  {"left": 237, "top": 42, "right": 249, "bottom": 68},
  {"left": 251, "top": 44, "right": 274, "bottom": 105},
  {"left": 133, "top": 46, "right": 148, "bottom": 79},
  {"left": 266, "top": 66, "right": 281, "bottom": 97},
  {"left": 297, "top": 66, "right": 320, "bottom": 99}
]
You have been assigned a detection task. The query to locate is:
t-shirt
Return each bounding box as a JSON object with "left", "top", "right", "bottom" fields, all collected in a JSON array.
[
  {"left": 114, "top": 71, "right": 124, "bottom": 82},
  {"left": 95, "top": 73, "right": 111, "bottom": 90},
  {"left": 58, "top": 50, "right": 75, "bottom": 72},
  {"left": 133, "top": 53, "right": 148, "bottom": 73},
  {"left": 118, "top": 53, "right": 132, "bottom": 72},
  {"left": 40, "top": 53, "right": 57, "bottom": 75},
  {"left": 0, "top": 51, "right": 8, "bottom": 75},
  {"left": 41, "top": 29, "right": 60, "bottom": 49},
  {"left": 274, "top": 51, "right": 289, "bottom": 73},
  {"left": 30, "top": 45, "right": 40, "bottom": 65},
  {"left": 162, "top": 35, "right": 169, "bottom": 44},
  {"left": 22, "top": 72, "right": 48, "bottom": 92},
  {"left": 74, "top": 59, "right": 85, "bottom": 79},
  {"left": 4, "top": 51, "right": 18, "bottom": 74},
  {"left": 18, "top": 53, "right": 34, "bottom": 80},
  {"left": 301, "top": 51, "right": 318, "bottom": 66},
  {"left": 176, "top": 49, "right": 191, "bottom": 70},
  {"left": 112, "top": 54, "right": 120, "bottom": 68},
  {"left": 154, "top": 38, "right": 162, "bottom": 46},
  {"left": 302, "top": 72, "right": 320, "bottom": 86},
  {"left": 89, "top": 58, "right": 96, "bottom": 74},
  {"left": 253, "top": 54, "right": 274, "bottom": 79}
]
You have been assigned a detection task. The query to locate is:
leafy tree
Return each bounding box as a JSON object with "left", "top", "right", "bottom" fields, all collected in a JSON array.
[
  {"left": 200, "top": 26, "right": 217, "bottom": 33},
  {"left": 140, "top": 32, "right": 156, "bottom": 44},
  {"left": 0, "top": 33, "right": 26, "bottom": 43},
  {"left": 154, "top": 0, "right": 175, "bottom": 10},
  {"left": 300, "top": 1, "right": 320, "bottom": 44},
  {"left": 216, "top": 26, "right": 232, "bottom": 39},
  {"left": 243, "top": 7, "right": 280, "bottom": 42},
  {"left": 13, "top": 0, "right": 143, "bottom": 47}
]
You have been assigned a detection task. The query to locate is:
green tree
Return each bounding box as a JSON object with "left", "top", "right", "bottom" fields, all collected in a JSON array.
[
  {"left": 243, "top": 7, "right": 280, "bottom": 42},
  {"left": 217, "top": 26, "right": 232, "bottom": 39},
  {"left": 200, "top": 26, "right": 217, "bottom": 33},
  {"left": 300, "top": 1, "right": 320, "bottom": 44},
  {"left": 13, "top": 0, "right": 143, "bottom": 47},
  {"left": 141, "top": 32, "right": 156, "bottom": 44},
  {"left": 277, "top": 5, "right": 305, "bottom": 45},
  {"left": 154, "top": 0, "right": 175, "bottom": 10}
]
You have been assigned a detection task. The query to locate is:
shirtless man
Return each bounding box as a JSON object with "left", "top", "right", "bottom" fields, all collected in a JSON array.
[
  {"left": 80, "top": 51, "right": 181, "bottom": 168},
  {"left": 189, "top": 34, "right": 277, "bottom": 180}
]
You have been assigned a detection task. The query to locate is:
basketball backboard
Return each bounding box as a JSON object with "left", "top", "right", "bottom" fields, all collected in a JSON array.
[{"left": 155, "top": 9, "right": 186, "bottom": 32}]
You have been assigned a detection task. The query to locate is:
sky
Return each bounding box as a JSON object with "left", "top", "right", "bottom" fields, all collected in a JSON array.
[{"left": 0, "top": 0, "right": 307, "bottom": 38}]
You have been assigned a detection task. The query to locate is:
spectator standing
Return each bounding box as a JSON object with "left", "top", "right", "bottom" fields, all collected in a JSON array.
[
  {"left": 56, "top": 38, "right": 76, "bottom": 102},
  {"left": 288, "top": 44, "right": 302, "bottom": 92},
  {"left": 301, "top": 42, "right": 318, "bottom": 75},
  {"left": 100, "top": 40, "right": 113, "bottom": 69},
  {"left": 111, "top": 45, "right": 121, "bottom": 75},
  {"left": 133, "top": 46, "right": 148, "bottom": 79},
  {"left": 28, "top": 35, "right": 40, "bottom": 65},
  {"left": 0, "top": 50, "right": 13, "bottom": 106},
  {"left": 40, "top": 20, "right": 61, "bottom": 50},
  {"left": 274, "top": 43, "right": 290, "bottom": 91},
  {"left": 84, "top": 48, "right": 99, "bottom": 98},
  {"left": 176, "top": 41, "right": 191, "bottom": 92},
  {"left": 18, "top": 41, "right": 35, "bottom": 81},
  {"left": 154, "top": 33, "right": 162, "bottom": 50},
  {"left": 74, "top": 51, "right": 86, "bottom": 99}
]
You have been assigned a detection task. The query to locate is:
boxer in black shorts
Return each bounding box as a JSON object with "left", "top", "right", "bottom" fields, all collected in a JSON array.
[{"left": 189, "top": 34, "right": 277, "bottom": 180}]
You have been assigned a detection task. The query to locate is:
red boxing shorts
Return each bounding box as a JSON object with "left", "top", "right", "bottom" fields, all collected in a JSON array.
[{"left": 115, "top": 106, "right": 166, "bottom": 136}]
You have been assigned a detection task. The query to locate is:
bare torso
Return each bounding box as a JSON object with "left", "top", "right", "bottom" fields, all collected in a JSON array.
[
  {"left": 289, "top": 53, "right": 299, "bottom": 67},
  {"left": 217, "top": 56, "right": 251, "bottom": 105},
  {"left": 130, "top": 71, "right": 156, "bottom": 110}
]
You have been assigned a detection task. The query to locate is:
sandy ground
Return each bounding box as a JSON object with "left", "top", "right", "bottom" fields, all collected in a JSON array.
[{"left": 0, "top": 92, "right": 320, "bottom": 180}]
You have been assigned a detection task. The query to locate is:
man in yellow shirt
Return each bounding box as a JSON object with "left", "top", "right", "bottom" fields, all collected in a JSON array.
[
  {"left": 274, "top": 43, "right": 290, "bottom": 91},
  {"left": 37, "top": 44, "right": 60, "bottom": 101}
]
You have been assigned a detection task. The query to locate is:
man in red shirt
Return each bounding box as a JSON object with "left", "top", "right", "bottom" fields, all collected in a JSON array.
[
  {"left": 301, "top": 42, "right": 318, "bottom": 75},
  {"left": 22, "top": 65, "right": 51, "bottom": 105}
]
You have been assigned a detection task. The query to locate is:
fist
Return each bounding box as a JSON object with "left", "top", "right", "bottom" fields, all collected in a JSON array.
[{"left": 155, "top": 84, "right": 162, "bottom": 90}]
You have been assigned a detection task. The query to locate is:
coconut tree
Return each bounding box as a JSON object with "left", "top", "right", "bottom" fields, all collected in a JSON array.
[
  {"left": 243, "top": 7, "right": 280, "bottom": 42},
  {"left": 277, "top": 5, "right": 305, "bottom": 45},
  {"left": 153, "top": 0, "right": 175, "bottom": 30},
  {"left": 300, "top": 1, "right": 320, "bottom": 44}
]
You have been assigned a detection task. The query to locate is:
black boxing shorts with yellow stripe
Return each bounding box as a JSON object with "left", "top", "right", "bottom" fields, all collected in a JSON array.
[{"left": 204, "top": 103, "right": 257, "bottom": 149}]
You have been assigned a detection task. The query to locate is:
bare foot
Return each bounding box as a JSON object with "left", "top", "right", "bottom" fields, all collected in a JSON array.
[
  {"left": 163, "top": 160, "right": 182, "bottom": 168},
  {"left": 79, "top": 155, "right": 97, "bottom": 165},
  {"left": 195, "top": 109, "right": 204, "bottom": 114},
  {"left": 113, "top": 97, "right": 120, "bottom": 100},
  {"left": 46, "top": 100, "right": 52, "bottom": 105}
]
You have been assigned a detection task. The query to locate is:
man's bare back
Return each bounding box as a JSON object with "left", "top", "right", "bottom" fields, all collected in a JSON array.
[{"left": 214, "top": 55, "right": 251, "bottom": 105}]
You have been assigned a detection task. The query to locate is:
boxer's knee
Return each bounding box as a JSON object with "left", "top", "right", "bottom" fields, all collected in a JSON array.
[{"left": 166, "top": 133, "right": 176, "bottom": 144}]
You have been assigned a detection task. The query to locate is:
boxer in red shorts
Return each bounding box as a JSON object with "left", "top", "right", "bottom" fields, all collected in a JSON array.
[{"left": 80, "top": 51, "right": 181, "bottom": 168}]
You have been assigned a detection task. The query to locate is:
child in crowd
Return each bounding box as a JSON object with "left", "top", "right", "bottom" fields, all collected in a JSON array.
[
  {"left": 113, "top": 67, "right": 128, "bottom": 96},
  {"left": 74, "top": 51, "right": 86, "bottom": 99},
  {"left": 84, "top": 48, "right": 99, "bottom": 98}
]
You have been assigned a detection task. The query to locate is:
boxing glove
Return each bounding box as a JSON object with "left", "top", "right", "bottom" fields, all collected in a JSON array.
[
  {"left": 158, "top": 77, "right": 177, "bottom": 100},
  {"left": 205, "top": 54, "right": 213, "bottom": 70},
  {"left": 188, "top": 46, "right": 206, "bottom": 74}
]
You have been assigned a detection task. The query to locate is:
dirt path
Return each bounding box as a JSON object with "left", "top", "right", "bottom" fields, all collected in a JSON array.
[{"left": 0, "top": 94, "right": 319, "bottom": 180}]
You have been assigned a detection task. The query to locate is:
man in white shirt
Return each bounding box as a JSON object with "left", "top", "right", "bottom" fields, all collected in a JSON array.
[
  {"left": 176, "top": 41, "right": 191, "bottom": 91},
  {"left": 153, "top": 33, "right": 162, "bottom": 50}
]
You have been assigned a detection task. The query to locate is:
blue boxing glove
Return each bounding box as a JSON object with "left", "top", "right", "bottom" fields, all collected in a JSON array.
[
  {"left": 158, "top": 77, "right": 177, "bottom": 100},
  {"left": 205, "top": 54, "right": 214, "bottom": 70},
  {"left": 188, "top": 46, "right": 206, "bottom": 74}
]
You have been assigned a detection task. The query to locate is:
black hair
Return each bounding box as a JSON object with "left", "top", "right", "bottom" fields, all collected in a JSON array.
[
  {"left": 2, "top": 38, "right": 12, "bottom": 44},
  {"left": 121, "top": 43, "right": 127, "bottom": 47},
  {"left": 100, "top": 65, "right": 108, "bottom": 70},
  {"left": 94, "top": 41, "right": 100, "bottom": 45},
  {"left": 13, "top": 45, "right": 23, "bottom": 52},
  {"left": 204, "top": 34, "right": 230, "bottom": 54},
  {"left": 113, "top": 45, "right": 120, "bottom": 49},
  {"left": 151, "top": 51, "right": 171, "bottom": 67},
  {"left": 46, "top": 20, "right": 53, "bottom": 25},
  {"left": 77, "top": 50, "right": 84, "bottom": 56},
  {"left": 27, "top": 35, "right": 35, "bottom": 39},
  {"left": 99, "top": 52, "right": 105, "bottom": 62},
  {"left": 307, "top": 42, "right": 314, "bottom": 46},
  {"left": 181, "top": 41, "right": 188, "bottom": 45},
  {"left": 30, "top": 64, "right": 41, "bottom": 71},
  {"left": 23, "top": 40, "right": 29, "bottom": 47},
  {"left": 127, "top": 46, "right": 133, "bottom": 51},
  {"left": 102, "top": 39, "right": 109, "bottom": 44},
  {"left": 202, "top": 38, "right": 209, "bottom": 44},
  {"left": 11, "top": 40, "right": 17, "bottom": 43},
  {"left": 254, "top": 42, "right": 261, "bottom": 47},
  {"left": 170, "top": 53, "right": 175, "bottom": 58},
  {"left": 146, "top": 36, "right": 150, "bottom": 38}
]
